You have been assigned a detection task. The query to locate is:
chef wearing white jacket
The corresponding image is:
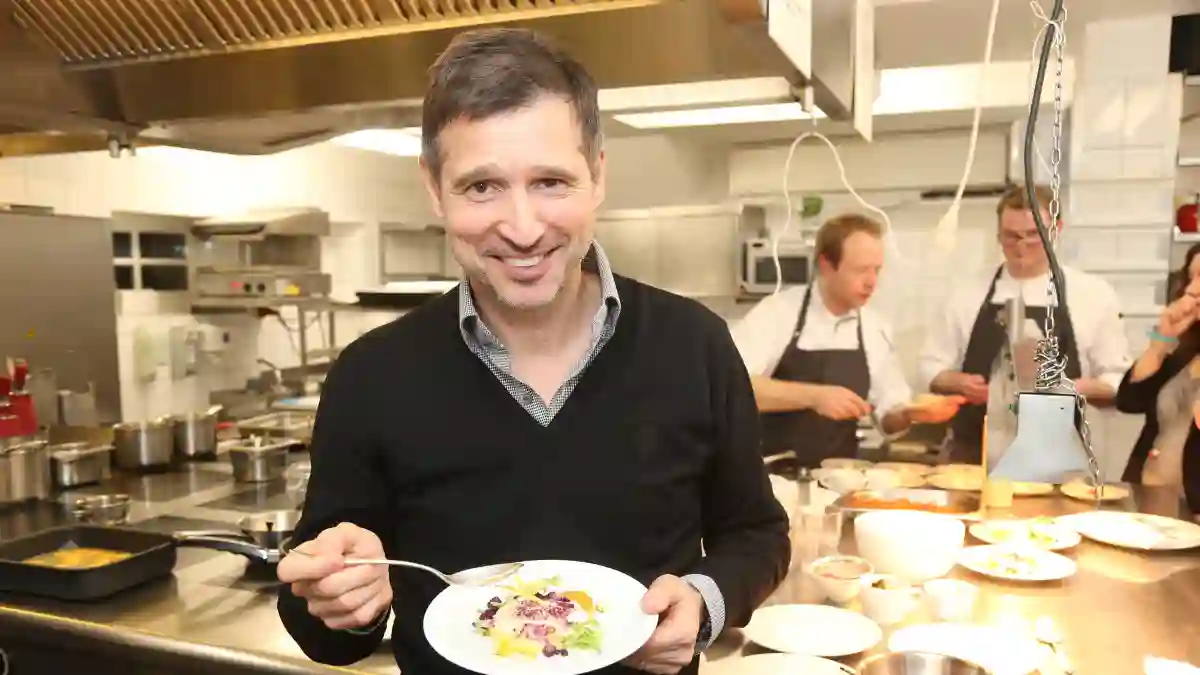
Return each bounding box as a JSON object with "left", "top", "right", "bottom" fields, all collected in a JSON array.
[
  {"left": 917, "top": 184, "right": 1132, "bottom": 464},
  {"left": 733, "top": 214, "right": 925, "bottom": 467}
]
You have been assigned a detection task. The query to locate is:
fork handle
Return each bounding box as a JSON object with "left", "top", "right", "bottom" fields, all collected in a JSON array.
[{"left": 343, "top": 558, "right": 452, "bottom": 583}]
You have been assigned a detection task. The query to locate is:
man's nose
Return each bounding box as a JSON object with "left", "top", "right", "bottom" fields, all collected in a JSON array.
[{"left": 497, "top": 189, "right": 545, "bottom": 248}]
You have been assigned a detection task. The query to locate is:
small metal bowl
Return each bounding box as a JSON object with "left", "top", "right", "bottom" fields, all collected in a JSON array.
[
  {"left": 70, "top": 493, "right": 132, "bottom": 525},
  {"left": 856, "top": 652, "right": 991, "bottom": 675}
]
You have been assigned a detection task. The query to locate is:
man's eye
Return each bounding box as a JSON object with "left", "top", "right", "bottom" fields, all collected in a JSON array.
[
  {"left": 467, "top": 182, "right": 495, "bottom": 195},
  {"left": 535, "top": 179, "right": 564, "bottom": 188}
]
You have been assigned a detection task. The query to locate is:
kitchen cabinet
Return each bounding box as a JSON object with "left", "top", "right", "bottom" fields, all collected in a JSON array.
[{"left": 595, "top": 204, "right": 746, "bottom": 298}]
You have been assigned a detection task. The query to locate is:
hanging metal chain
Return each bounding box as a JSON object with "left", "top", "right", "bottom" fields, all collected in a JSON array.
[{"left": 1029, "top": 7, "right": 1102, "bottom": 494}]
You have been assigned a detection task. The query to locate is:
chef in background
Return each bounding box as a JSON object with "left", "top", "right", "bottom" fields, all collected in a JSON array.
[
  {"left": 918, "top": 184, "right": 1131, "bottom": 464},
  {"left": 732, "top": 213, "right": 934, "bottom": 467}
]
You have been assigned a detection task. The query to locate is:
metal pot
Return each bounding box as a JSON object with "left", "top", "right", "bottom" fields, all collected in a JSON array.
[
  {"left": 112, "top": 418, "right": 174, "bottom": 470},
  {"left": 171, "top": 405, "right": 222, "bottom": 460},
  {"left": 69, "top": 493, "right": 132, "bottom": 525},
  {"left": 0, "top": 439, "right": 51, "bottom": 504},
  {"left": 173, "top": 510, "right": 302, "bottom": 565},
  {"left": 856, "top": 652, "right": 991, "bottom": 675},
  {"left": 228, "top": 437, "right": 291, "bottom": 483},
  {"left": 49, "top": 441, "right": 114, "bottom": 488}
]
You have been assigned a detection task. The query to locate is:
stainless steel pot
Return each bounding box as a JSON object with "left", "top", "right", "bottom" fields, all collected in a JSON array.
[
  {"left": 228, "top": 437, "right": 291, "bottom": 483},
  {"left": 171, "top": 405, "right": 222, "bottom": 460},
  {"left": 69, "top": 493, "right": 132, "bottom": 525},
  {"left": 857, "top": 652, "right": 991, "bottom": 675},
  {"left": 173, "top": 510, "right": 302, "bottom": 565},
  {"left": 49, "top": 441, "right": 114, "bottom": 488},
  {"left": 112, "top": 418, "right": 174, "bottom": 470},
  {"left": 0, "top": 439, "right": 51, "bottom": 504}
]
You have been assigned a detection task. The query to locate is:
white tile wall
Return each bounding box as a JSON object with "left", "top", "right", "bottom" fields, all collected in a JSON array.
[{"left": 1068, "top": 13, "right": 1179, "bottom": 482}]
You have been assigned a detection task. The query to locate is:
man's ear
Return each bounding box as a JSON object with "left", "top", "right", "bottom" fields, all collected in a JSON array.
[
  {"left": 592, "top": 149, "right": 607, "bottom": 209},
  {"left": 419, "top": 156, "right": 445, "bottom": 218}
]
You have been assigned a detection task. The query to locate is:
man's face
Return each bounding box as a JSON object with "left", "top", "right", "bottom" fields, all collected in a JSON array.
[
  {"left": 819, "top": 231, "right": 883, "bottom": 309},
  {"left": 998, "top": 207, "right": 1053, "bottom": 276},
  {"left": 421, "top": 95, "right": 605, "bottom": 311}
]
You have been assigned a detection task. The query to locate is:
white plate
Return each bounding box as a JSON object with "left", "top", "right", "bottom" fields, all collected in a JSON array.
[
  {"left": 1057, "top": 511, "right": 1200, "bottom": 551},
  {"left": 1060, "top": 480, "right": 1130, "bottom": 502},
  {"left": 927, "top": 472, "right": 983, "bottom": 491},
  {"left": 703, "top": 653, "right": 852, "bottom": 675},
  {"left": 889, "top": 623, "right": 1043, "bottom": 675},
  {"left": 1011, "top": 482, "right": 1055, "bottom": 496},
  {"left": 423, "top": 560, "right": 658, "bottom": 675},
  {"left": 820, "top": 458, "right": 874, "bottom": 470},
  {"left": 875, "top": 462, "right": 934, "bottom": 476},
  {"left": 743, "top": 604, "right": 883, "bottom": 657},
  {"left": 957, "top": 544, "right": 1077, "bottom": 581},
  {"left": 968, "top": 518, "right": 1082, "bottom": 551}
]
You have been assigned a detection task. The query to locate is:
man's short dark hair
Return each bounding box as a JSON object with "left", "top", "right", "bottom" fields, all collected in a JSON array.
[{"left": 421, "top": 28, "right": 602, "bottom": 180}]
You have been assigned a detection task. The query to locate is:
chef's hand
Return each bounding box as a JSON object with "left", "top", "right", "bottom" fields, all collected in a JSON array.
[
  {"left": 1158, "top": 292, "right": 1199, "bottom": 340},
  {"left": 813, "top": 385, "right": 871, "bottom": 420},
  {"left": 624, "top": 575, "right": 704, "bottom": 674},
  {"left": 276, "top": 523, "right": 392, "bottom": 631},
  {"left": 941, "top": 372, "right": 988, "bottom": 405}
]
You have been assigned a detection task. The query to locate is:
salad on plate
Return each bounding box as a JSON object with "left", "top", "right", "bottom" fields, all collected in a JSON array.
[
  {"left": 969, "top": 517, "right": 1080, "bottom": 550},
  {"left": 473, "top": 576, "right": 604, "bottom": 659}
]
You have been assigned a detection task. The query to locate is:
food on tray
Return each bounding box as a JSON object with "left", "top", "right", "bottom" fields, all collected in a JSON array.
[
  {"left": 1012, "top": 481, "right": 1055, "bottom": 496},
  {"left": 974, "top": 518, "right": 1069, "bottom": 549},
  {"left": 473, "top": 575, "right": 603, "bottom": 659},
  {"left": 1061, "top": 480, "right": 1130, "bottom": 501},
  {"left": 976, "top": 549, "right": 1041, "bottom": 577},
  {"left": 842, "top": 493, "right": 966, "bottom": 514},
  {"left": 905, "top": 394, "right": 966, "bottom": 424},
  {"left": 24, "top": 546, "right": 132, "bottom": 569},
  {"left": 928, "top": 472, "right": 984, "bottom": 491}
]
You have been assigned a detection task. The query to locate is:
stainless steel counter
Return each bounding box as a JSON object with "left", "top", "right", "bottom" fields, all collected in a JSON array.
[
  {"left": 2, "top": 457, "right": 1197, "bottom": 675},
  {"left": 0, "top": 455, "right": 399, "bottom": 675},
  {"left": 703, "top": 486, "right": 1200, "bottom": 674}
]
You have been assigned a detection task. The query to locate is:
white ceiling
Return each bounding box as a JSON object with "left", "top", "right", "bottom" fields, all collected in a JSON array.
[{"left": 633, "top": 0, "right": 1195, "bottom": 147}]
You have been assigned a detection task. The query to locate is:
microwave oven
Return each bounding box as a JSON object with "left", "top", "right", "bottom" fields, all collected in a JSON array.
[{"left": 741, "top": 237, "right": 812, "bottom": 295}]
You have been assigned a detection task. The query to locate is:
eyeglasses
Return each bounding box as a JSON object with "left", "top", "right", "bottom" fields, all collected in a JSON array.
[{"left": 999, "top": 231, "right": 1041, "bottom": 245}]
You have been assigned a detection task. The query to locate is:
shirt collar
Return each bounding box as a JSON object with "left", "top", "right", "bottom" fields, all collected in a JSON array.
[
  {"left": 458, "top": 242, "right": 622, "bottom": 347},
  {"left": 809, "top": 281, "right": 859, "bottom": 324}
]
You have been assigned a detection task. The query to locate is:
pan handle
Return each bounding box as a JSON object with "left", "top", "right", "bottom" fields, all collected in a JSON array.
[
  {"left": 173, "top": 533, "right": 272, "bottom": 563},
  {"left": 173, "top": 529, "right": 252, "bottom": 540}
]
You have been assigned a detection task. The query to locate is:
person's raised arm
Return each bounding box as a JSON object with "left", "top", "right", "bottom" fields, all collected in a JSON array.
[{"left": 277, "top": 343, "right": 393, "bottom": 666}]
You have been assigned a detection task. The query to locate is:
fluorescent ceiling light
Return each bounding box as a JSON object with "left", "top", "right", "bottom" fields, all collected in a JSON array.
[
  {"left": 330, "top": 127, "right": 422, "bottom": 156},
  {"left": 613, "top": 60, "right": 1074, "bottom": 130}
]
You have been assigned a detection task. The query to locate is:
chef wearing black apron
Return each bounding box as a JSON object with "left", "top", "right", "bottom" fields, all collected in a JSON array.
[
  {"left": 758, "top": 282, "right": 871, "bottom": 467},
  {"left": 945, "top": 265, "right": 1081, "bottom": 463}
]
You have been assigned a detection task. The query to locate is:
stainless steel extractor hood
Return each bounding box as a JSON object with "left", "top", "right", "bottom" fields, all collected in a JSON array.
[
  {"left": 192, "top": 207, "right": 331, "bottom": 240},
  {"left": 0, "top": 0, "right": 851, "bottom": 157}
]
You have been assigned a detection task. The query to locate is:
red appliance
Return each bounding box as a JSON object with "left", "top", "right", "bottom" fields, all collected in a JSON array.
[
  {"left": 1177, "top": 193, "right": 1200, "bottom": 234},
  {"left": 0, "top": 358, "right": 39, "bottom": 439}
]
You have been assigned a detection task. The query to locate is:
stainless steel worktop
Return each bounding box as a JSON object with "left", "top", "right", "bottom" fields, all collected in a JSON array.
[{"left": 0, "top": 454, "right": 399, "bottom": 675}]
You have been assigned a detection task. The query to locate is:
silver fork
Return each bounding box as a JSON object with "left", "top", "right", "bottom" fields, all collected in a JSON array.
[{"left": 280, "top": 542, "right": 522, "bottom": 587}]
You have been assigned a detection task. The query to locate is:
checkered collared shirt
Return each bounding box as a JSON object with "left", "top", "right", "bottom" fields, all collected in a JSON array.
[{"left": 457, "top": 242, "right": 727, "bottom": 649}]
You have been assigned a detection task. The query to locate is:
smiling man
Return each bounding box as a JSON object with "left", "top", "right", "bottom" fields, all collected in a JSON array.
[{"left": 275, "top": 28, "right": 789, "bottom": 675}]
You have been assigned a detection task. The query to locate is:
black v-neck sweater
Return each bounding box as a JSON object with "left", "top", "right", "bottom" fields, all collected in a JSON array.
[{"left": 277, "top": 275, "right": 790, "bottom": 674}]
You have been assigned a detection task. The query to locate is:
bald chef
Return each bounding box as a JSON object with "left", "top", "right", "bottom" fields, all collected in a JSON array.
[
  {"left": 732, "top": 214, "right": 918, "bottom": 466},
  {"left": 918, "top": 184, "right": 1131, "bottom": 463}
]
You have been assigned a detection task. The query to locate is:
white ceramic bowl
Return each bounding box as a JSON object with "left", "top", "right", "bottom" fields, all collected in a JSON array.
[
  {"left": 809, "top": 555, "right": 873, "bottom": 604},
  {"left": 854, "top": 511, "right": 966, "bottom": 583},
  {"left": 813, "top": 468, "right": 867, "bottom": 494}
]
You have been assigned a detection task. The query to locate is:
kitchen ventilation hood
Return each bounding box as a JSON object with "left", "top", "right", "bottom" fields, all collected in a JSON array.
[
  {"left": 191, "top": 207, "right": 331, "bottom": 239},
  {"left": 0, "top": 0, "right": 861, "bottom": 157}
]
